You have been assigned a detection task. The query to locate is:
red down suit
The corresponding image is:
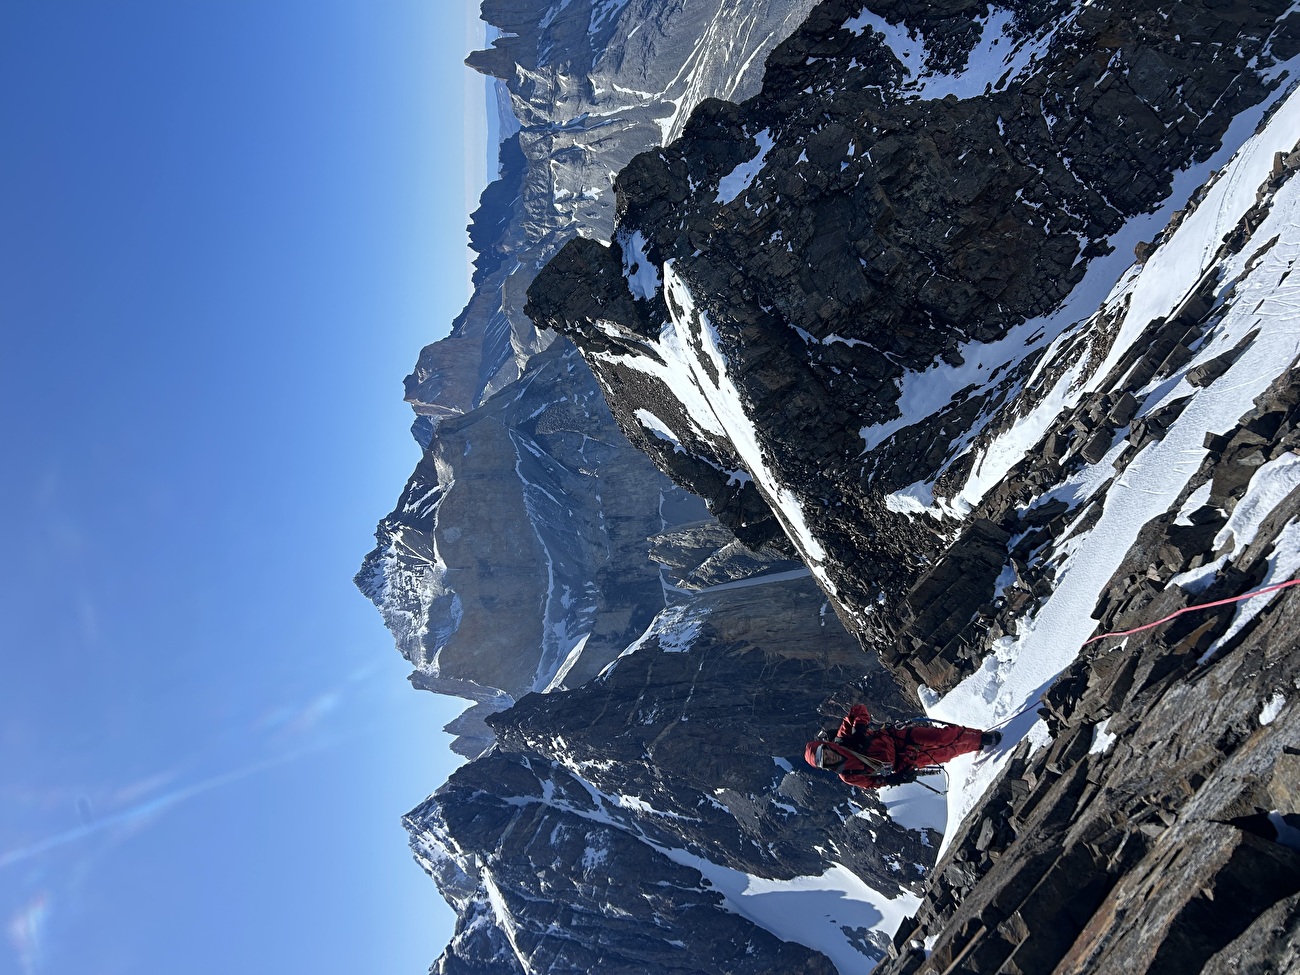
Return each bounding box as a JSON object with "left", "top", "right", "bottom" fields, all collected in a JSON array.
[{"left": 804, "top": 704, "right": 984, "bottom": 789}]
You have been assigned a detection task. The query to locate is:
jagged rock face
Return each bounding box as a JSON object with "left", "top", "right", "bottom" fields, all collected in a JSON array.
[
  {"left": 526, "top": 0, "right": 1300, "bottom": 635},
  {"left": 408, "top": 564, "right": 930, "bottom": 974},
  {"left": 410, "top": 755, "right": 838, "bottom": 975}
]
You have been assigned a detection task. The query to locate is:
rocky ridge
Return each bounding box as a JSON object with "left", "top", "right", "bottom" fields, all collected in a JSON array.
[{"left": 527, "top": 0, "right": 1300, "bottom": 644}]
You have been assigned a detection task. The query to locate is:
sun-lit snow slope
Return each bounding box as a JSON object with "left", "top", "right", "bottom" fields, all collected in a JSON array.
[{"left": 918, "top": 81, "right": 1300, "bottom": 857}]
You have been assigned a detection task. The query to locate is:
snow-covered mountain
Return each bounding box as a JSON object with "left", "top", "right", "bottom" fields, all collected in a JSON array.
[{"left": 362, "top": 1, "right": 1300, "bottom": 971}]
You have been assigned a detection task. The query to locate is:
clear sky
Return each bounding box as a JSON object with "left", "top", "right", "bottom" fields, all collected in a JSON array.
[{"left": 0, "top": 3, "right": 487, "bottom": 972}]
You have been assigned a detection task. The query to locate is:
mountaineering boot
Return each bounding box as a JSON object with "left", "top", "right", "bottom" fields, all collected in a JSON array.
[{"left": 980, "top": 730, "right": 1003, "bottom": 750}]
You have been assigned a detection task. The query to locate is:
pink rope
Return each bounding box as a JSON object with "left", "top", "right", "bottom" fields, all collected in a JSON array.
[{"left": 1081, "top": 577, "right": 1300, "bottom": 646}]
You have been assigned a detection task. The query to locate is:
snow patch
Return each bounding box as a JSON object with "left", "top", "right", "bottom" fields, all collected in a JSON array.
[
  {"left": 1213, "top": 453, "right": 1300, "bottom": 557},
  {"left": 1088, "top": 718, "right": 1117, "bottom": 755},
  {"left": 1173, "top": 481, "right": 1214, "bottom": 526},
  {"left": 635, "top": 408, "right": 685, "bottom": 452},
  {"left": 619, "top": 228, "right": 662, "bottom": 300},
  {"left": 1259, "top": 692, "right": 1287, "bottom": 726},
  {"left": 1171, "top": 453, "right": 1300, "bottom": 593},
  {"left": 717, "top": 129, "right": 775, "bottom": 205}
]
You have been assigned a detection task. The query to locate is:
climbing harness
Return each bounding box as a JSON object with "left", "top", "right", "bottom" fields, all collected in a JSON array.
[{"left": 827, "top": 740, "right": 892, "bottom": 775}]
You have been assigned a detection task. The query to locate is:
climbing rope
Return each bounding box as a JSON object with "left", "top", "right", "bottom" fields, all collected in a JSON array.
[
  {"left": 978, "top": 577, "right": 1300, "bottom": 733},
  {"left": 1080, "top": 576, "right": 1300, "bottom": 645},
  {"left": 985, "top": 704, "right": 1039, "bottom": 732}
]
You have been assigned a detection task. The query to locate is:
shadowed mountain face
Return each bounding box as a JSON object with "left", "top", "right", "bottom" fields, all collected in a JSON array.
[{"left": 362, "top": 0, "right": 1300, "bottom": 971}]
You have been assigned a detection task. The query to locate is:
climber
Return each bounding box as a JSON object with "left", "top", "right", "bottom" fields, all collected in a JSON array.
[{"left": 805, "top": 704, "right": 1001, "bottom": 789}]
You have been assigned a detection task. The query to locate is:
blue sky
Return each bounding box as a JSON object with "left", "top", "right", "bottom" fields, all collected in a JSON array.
[{"left": 0, "top": 3, "right": 485, "bottom": 972}]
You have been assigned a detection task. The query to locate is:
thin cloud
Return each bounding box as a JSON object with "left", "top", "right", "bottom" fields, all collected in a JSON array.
[
  {"left": 6, "top": 892, "right": 49, "bottom": 975},
  {"left": 0, "top": 739, "right": 341, "bottom": 872}
]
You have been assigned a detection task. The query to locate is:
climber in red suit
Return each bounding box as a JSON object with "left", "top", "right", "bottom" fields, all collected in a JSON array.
[{"left": 804, "top": 704, "right": 1000, "bottom": 789}]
